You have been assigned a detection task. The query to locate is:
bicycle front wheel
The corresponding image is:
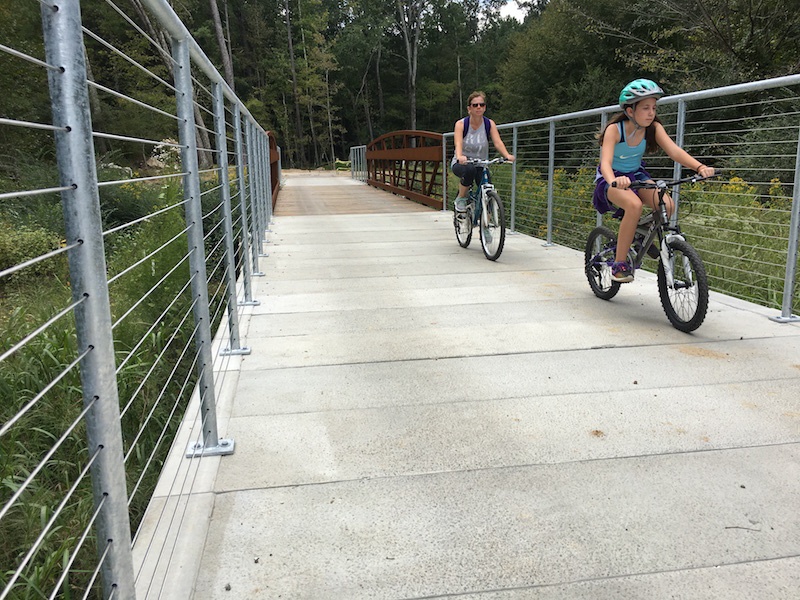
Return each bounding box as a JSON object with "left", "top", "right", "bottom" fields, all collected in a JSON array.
[
  {"left": 454, "top": 207, "right": 472, "bottom": 248},
  {"left": 480, "top": 190, "right": 505, "bottom": 260},
  {"left": 657, "top": 238, "right": 709, "bottom": 332},
  {"left": 585, "top": 226, "right": 621, "bottom": 300}
]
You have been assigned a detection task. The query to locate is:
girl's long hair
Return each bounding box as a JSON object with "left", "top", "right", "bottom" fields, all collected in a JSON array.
[{"left": 597, "top": 112, "right": 662, "bottom": 154}]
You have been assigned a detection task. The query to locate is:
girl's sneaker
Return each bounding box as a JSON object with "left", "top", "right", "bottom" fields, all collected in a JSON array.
[
  {"left": 454, "top": 197, "right": 468, "bottom": 212},
  {"left": 611, "top": 261, "right": 634, "bottom": 283}
]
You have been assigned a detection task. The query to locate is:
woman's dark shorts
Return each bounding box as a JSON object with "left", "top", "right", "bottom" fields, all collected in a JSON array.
[{"left": 451, "top": 162, "right": 484, "bottom": 188}]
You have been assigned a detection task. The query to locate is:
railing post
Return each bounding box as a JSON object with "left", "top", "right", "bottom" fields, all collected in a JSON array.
[
  {"left": 245, "top": 120, "right": 263, "bottom": 275},
  {"left": 172, "top": 37, "right": 233, "bottom": 458},
  {"left": 40, "top": 2, "right": 136, "bottom": 597},
  {"left": 671, "top": 99, "right": 687, "bottom": 225},
  {"left": 442, "top": 138, "right": 448, "bottom": 211},
  {"left": 233, "top": 105, "right": 259, "bottom": 304},
  {"left": 264, "top": 133, "right": 273, "bottom": 231},
  {"left": 257, "top": 133, "right": 270, "bottom": 256},
  {"left": 545, "top": 120, "right": 555, "bottom": 246},
  {"left": 510, "top": 126, "right": 518, "bottom": 232},
  {"left": 770, "top": 124, "right": 800, "bottom": 323},
  {"left": 212, "top": 83, "right": 251, "bottom": 355}
]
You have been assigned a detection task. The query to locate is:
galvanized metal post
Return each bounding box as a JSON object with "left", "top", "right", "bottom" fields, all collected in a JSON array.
[
  {"left": 510, "top": 126, "right": 518, "bottom": 232},
  {"left": 277, "top": 146, "right": 283, "bottom": 187},
  {"left": 545, "top": 121, "right": 555, "bottom": 246},
  {"left": 233, "top": 105, "right": 259, "bottom": 304},
  {"left": 212, "top": 83, "right": 250, "bottom": 355},
  {"left": 40, "top": 2, "right": 136, "bottom": 598},
  {"left": 442, "top": 138, "right": 448, "bottom": 211},
  {"left": 770, "top": 125, "right": 800, "bottom": 323},
  {"left": 671, "top": 99, "right": 687, "bottom": 225},
  {"left": 263, "top": 133, "right": 273, "bottom": 232},
  {"left": 172, "top": 37, "right": 233, "bottom": 458},
  {"left": 245, "top": 120, "right": 263, "bottom": 275},
  {"left": 257, "top": 133, "right": 269, "bottom": 256}
]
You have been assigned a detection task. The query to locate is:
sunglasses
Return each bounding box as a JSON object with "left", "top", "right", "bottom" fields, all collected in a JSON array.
[{"left": 470, "top": 102, "right": 486, "bottom": 107}]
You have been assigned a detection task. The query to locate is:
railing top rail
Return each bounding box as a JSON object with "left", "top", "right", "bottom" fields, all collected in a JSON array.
[
  {"left": 139, "top": 0, "right": 266, "bottom": 133},
  {"left": 441, "top": 73, "right": 800, "bottom": 137}
]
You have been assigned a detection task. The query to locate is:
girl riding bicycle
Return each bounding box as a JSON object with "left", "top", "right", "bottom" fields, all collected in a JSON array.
[
  {"left": 593, "top": 78, "right": 715, "bottom": 283},
  {"left": 452, "top": 91, "right": 515, "bottom": 212}
]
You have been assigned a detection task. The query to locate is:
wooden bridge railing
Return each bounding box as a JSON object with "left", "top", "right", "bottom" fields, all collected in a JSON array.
[{"left": 365, "top": 130, "right": 444, "bottom": 209}]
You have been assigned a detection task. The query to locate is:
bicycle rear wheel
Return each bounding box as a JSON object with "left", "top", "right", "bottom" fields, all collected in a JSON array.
[
  {"left": 480, "top": 190, "right": 505, "bottom": 260},
  {"left": 454, "top": 206, "right": 472, "bottom": 248},
  {"left": 585, "top": 226, "right": 621, "bottom": 300},
  {"left": 657, "top": 238, "right": 709, "bottom": 332}
]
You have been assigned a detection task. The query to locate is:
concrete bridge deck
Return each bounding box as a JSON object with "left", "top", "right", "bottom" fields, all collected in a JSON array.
[{"left": 135, "top": 170, "right": 800, "bottom": 599}]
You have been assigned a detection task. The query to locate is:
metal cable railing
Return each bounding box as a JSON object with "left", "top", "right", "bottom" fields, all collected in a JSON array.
[{"left": 1, "top": 0, "right": 277, "bottom": 598}]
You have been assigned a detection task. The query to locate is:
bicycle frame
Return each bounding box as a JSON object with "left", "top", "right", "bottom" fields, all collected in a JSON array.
[
  {"left": 466, "top": 158, "right": 505, "bottom": 225},
  {"left": 626, "top": 175, "right": 713, "bottom": 278}
]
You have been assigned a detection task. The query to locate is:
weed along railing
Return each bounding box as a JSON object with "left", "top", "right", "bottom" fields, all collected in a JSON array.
[
  {"left": 365, "top": 130, "right": 444, "bottom": 209},
  {"left": 415, "top": 75, "right": 800, "bottom": 322},
  {"left": 1, "top": 0, "right": 278, "bottom": 598}
]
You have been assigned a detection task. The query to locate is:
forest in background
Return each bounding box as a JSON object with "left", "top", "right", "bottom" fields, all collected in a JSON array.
[{"left": 2, "top": 0, "right": 800, "bottom": 170}]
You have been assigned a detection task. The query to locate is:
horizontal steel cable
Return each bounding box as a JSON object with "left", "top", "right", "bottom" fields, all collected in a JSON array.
[
  {"left": 0, "top": 348, "right": 88, "bottom": 438},
  {"left": 46, "top": 495, "right": 106, "bottom": 600},
  {"left": 115, "top": 270, "right": 194, "bottom": 375},
  {"left": 82, "top": 539, "right": 113, "bottom": 600},
  {"left": 111, "top": 250, "right": 194, "bottom": 337},
  {"left": 2, "top": 447, "right": 102, "bottom": 597},
  {"left": 0, "top": 241, "right": 79, "bottom": 280},
  {"left": 102, "top": 197, "right": 188, "bottom": 237},
  {"left": 102, "top": 0, "right": 177, "bottom": 67},
  {"left": 0, "top": 295, "right": 86, "bottom": 364},
  {"left": 0, "top": 185, "right": 75, "bottom": 202},
  {"left": 122, "top": 303, "right": 197, "bottom": 456},
  {"left": 0, "top": 42, "right": 58, "bottom": 70},
  {"left": 0, "top": 396, "right": 98, "bottom": 523},
  {"left": 87, "top": 81, "right": 179, "bottom": 121},
  {"left": 107, "top": 226, "right": 190, "bottom": 287},
  {"left": 82, "top": 27, "right": 176, "bottom": 94},
  {"left": 0, "top": 116, "right": 67, "bottom": 131}
]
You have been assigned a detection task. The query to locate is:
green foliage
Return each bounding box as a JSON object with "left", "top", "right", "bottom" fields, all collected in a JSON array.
[{"left": 0, "top": 224, "right": 65, "bottom": 284}]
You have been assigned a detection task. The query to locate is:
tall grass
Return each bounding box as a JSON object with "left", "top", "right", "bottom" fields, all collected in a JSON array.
[{"left": 1, "top": 160, "right": 231, "bottom": 598}]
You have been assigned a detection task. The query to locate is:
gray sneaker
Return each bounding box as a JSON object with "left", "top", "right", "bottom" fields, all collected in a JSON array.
[{"left": 454, "top": 197, "right": 468, "bottom": 212}]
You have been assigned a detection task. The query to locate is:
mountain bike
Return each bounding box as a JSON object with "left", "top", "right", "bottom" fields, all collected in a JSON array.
[
  {"left": 585, "top": 173, "right": 717, "bottom": 332},
  {"left": 453, "top": 157, "right": 508, "bottom": 261}
]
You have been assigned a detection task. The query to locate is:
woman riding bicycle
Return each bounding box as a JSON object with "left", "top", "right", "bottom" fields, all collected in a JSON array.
[
  {"left": 452, "top": 91, "right": 515, "bottom": 212},
  {"left": 593, "top": 78, "right": 715, "bottom": 283}
]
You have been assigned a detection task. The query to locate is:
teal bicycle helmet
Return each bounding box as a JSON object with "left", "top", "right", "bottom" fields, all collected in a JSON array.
[{"left": 619, "top": 79, "right": 664, "bottom": 108}]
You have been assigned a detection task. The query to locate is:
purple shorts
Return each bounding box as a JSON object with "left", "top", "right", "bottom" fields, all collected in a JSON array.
[{"left": 592, "top": 167, "right": 652, "bottom": 218}]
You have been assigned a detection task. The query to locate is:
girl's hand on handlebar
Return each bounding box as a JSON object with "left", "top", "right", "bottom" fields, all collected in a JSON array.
[
  {"left": 696, "top": 164, "right": 715, "bottom": 178},
  {"left": 610, "top": 175, "right": 631, "bottom": 189},
  {"left": 457, "top": 155, "right": 467, "bottom": 165},
  {"left": 506, "top": 155, "right": 515, "bottom": 163}
]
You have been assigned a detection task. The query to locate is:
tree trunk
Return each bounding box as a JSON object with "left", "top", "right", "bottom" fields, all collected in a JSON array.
[
  {"left": 396, "top": 0, "right": 422, "bottom": 130},
  {"left": 209, "top": 0, "right": 235, "bottom": 90},
  {"left": 285, "top": 0, "right": 306, "bottom": 167},
  {"left": 375, "top": 43, "right": 385, "bottom": 124},
  {"left": 325, "top": 69, "right": 336, "bottom": 163}
]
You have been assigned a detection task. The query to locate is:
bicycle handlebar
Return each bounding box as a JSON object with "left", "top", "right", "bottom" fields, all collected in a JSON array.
[
  {"left": 611, "top": 172, "right": 719, "bottom": 189},
  {"left": 463, "top": 157, "right": 510, "bottom": 166}
]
